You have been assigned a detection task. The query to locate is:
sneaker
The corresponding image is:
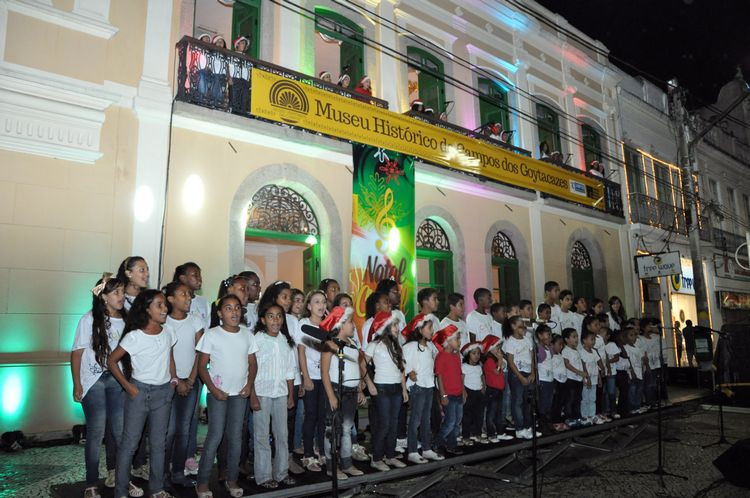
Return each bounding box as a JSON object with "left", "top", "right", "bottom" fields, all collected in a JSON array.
[
  {"left": 515, "top": 428, "right": 529, "bottom": 439},
  {"left": 341, "top": 466, "right": 364, "bottom": 476},
  {"left": 84, "top": 486, "right": 101, "bottom": 498},
  {"left": 580, "top": 418, "right": 593, "bottom": 427},
  {"left": 184, "top": 457, "right": 199, "bottom": 475},
  {"left": 593, "top": 416, "right": 606, "bottom": 425},
  {"left": 470, "top": 436, "right": 479, "bottom": 442},
  {"left": 421, "top": 449, "right": 445, "bottom": 461},
  {"left": 407, "top": 452, "right": 428, "bottom": 464},
  {"left": 302, "top": 457, "right": 321, "bottom": 472},
  {"left": 131, "top": 464, "right": 149, "bottom": 480},
  {"left": 326, "top": 468, "right": 348, "bottom": 480},
  {"left": 533, "top": 430, "right": 543, "bottom": 437},
  {"left": 496, "top": 433, "right": 514, "bottom": 441},
  {"left": 456, "top": 436, "right": 464, "bottom": 447},
  {"left": 370, "top": 459, "right": 390, "bottom": 472},
  {"left": 395, "top": 445, "right": 406, "bottom": 454},
  {"left": 396, "top": 438, "right": 407, "bottom": 449},
  {"left": 352, "top": 444, "right": 369, "bottom": 462},
  {"left": 612, "top": 413, "right": 621, "bottom": 420},
  {"left": 105, "top": 469, "right": 115, "bottom": 488},
  {"left": 478, "top": 436, "right": 490, "bottom": 444},
  {"left": 384, "top": 457, "right": 406, "bottom": 468},
  {"left": 288, "top": 455, "right": 305, "bottom": 475},
  {"left": 463, "top": 439, "right": 474, "bottom": 446},
  {"left": 127, "top": 482, "right": 144, "bottom": 498}
]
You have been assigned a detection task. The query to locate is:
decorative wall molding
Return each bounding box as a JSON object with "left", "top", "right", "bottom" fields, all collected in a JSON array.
[
  {"left": 3, "top": 0, "right": 118, "bottom": 39},
  {"left": 0, "top": 61, "right": 134, "bottom": 163}
]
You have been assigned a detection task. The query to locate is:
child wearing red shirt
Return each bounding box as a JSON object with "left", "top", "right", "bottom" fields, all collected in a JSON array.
[
  {"left": 482, "top": 336, "right": 513, "bottom": 442},
  {"left": 433, "top": 325, "right": 464, "bottom": 456}
]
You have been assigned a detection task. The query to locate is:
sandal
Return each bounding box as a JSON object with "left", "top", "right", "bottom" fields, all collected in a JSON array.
[
  {"left": 259, "top": 480, "right": 279, "bottom": 489},
  {"left": 84, "top": 486, "right": 101, "bottom": 498},
  {"left": 224, "top": 482, "right": 243, "bottom": 498},
  {"left": 194, "top": 485, "right": 213, "bottom": 498},
  {"left": 128, "top": 482, "right": 144, "bottom": 498},
  {"left": 150, "top": 492, "right": 173, "bottom": 498}
]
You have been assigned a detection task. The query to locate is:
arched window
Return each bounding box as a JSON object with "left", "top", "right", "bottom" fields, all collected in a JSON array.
[
  {"left": 246, "top": 185, "right": 320, "bottom": 293},
  {"left": 416, "top": 219, "right": 453, "bottom": 317},
  {"left": 582, "top": 124, "right": 602, "bottom": 167},
  {"left": 478, "top": 78, "right": 510, "bottom": 134},
  {"left": 314, "top": 7, "right": 364, "bottom": 87},
  {"left": 407, "top": 46, "right": 445, "bottom": 116},
  {"left": 570, "top": 241, "right": 594, "bottom": 302},
  {"left": 536, "top": 103, "right": 561, "bottom": 155},
  {"left": 491, "top": 231, "right": 519, "bottom": 305}
]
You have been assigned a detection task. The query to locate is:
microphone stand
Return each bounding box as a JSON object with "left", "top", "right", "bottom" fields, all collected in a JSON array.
[
  {"left": 626, "top": 324, "right": 686, "bottom": 487},
  {"left": 330, "top": 339, "right": 347, "bottom": 498}
]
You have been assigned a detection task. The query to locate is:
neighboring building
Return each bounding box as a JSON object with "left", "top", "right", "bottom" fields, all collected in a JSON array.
[
  {"left": 616, "top": 68, "right": 750, "bottom": 366},
  {"left": 0, "top": 0, "right": 632, "bottom": 434}
]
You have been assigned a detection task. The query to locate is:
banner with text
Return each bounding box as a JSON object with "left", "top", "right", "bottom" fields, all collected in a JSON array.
[
  {"left": 349, "top": 144, "right": 415, "bottom": 338},
  {"left": 250, "top": 67, "right": 605, "bottom": 209}
]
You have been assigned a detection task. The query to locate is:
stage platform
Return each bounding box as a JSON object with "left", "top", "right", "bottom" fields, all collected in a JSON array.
[{"left": 51, "top": 395, "right": 706, "bottom": 498}]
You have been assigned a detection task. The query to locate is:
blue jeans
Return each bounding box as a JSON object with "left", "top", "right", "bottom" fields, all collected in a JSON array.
[
  {"left": 502, "top": 370, "right": 512, "bottom": 422},
  {"left": 81, "top": 372, "right": 124, "bottom": 485},
  {"left": 407, "top": 385, "right": 433, "bottom": 454},
  {"left": 187, "top": 380, "right": 203, "bottom": 458},
  {"left": 115, "top": 381, "right": 173, "bottom": 497},
  {"left": 254, "top": 396, "right": 289, "bottom": 484},
  {"left": 302, "top": 380, "right": 326, "bottom": 458},
  {"left": 615, "top": 371, "right": 630, "bottom": 417},
  {"left": 198, "top": 394, "right": 247, "bottom": 485},
  {"left": 629, "top": 378, "right": 643, "bottom": 412},
  {"left": 325, "top": 385, "right": 358, "bottom": 469},
  {"left": 485, "top": 387, "right": 505, "bottom": 436},
  {"left": 373, "top": 383, "right": 402, "bottom": 461},
  {"left": 437, "top": 395, "right": 463, "bottom": 449},
  {"left": 581, "top": 384, "right": 596, "bottom": 418},
  {"left": 166, "top": 380, "right": 200, "bottom": 478},
  {"left": 294, "top": 397, "right": 304, "bottom": 449},
  {"left": 538, "top": 381, "right": 554, "bottom": 420},
  {"left": 509, "top": 373, "right": 531, "bottom": 430},
  {"left": 602, "top": 376, "right": 617, "bottom": 415}
]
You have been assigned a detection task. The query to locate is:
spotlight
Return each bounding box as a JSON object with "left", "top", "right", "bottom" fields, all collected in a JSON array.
[{"left": 1, "top": 431, "right": 25, "bottom": 452}]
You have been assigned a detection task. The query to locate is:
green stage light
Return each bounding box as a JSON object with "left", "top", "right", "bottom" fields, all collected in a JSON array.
[{"left": 1, "top": 371, "right": 24, "bottom": 419}]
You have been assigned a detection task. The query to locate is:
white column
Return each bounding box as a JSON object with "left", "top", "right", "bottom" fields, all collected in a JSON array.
[
  {"left": 529, "top": 201, "right": 546, "bottom": 304},
  {"left": 375, "top": 0, "right": 399, "bottom": 109},
  {"left": 131, "top": 0, "right": 174, "bottom": 281},
  {"left": 276, "top": 1, "right": 302, "bottom": 72},
  {"left": 514, "top": 64, "right": 537, "bottom": 154}
]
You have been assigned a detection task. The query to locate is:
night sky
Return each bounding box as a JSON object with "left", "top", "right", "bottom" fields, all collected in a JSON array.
[{"left": 534, "top": 0, "right": 750, "bottom": 110}]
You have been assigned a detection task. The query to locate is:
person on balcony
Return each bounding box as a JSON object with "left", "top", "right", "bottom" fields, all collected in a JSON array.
[
  {"left": 338, "top": 73, "right": 351, "bottom": 89},
  {"left": 230, "top": 36, "right": 251, "bottom": 115},
  {"left": 192, "top": 33, "right": 212, "bottom": 106},
  {"left": 539, "top": 141, "right": 551, "bottom": 159},
  {"left": 319, "top": 71, "right": 333, "bottom": 84},
  {"left": 410, "top": 99, "right": 425, "bottom": 114},
  {"left": 209, "top": 35, "right": 229, "bottom": 108},
  {"left": 355, "top": 75, "right": 372, "bottom": 96},
  {"left": 588, "top": 160, "right": 604, "bottom": 177}
]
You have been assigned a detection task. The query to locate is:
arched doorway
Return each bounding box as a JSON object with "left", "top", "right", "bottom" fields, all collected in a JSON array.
[
  {"left": 491, "top": 231, "right": 520, "bottom": 305},
  {"left": 245, "top": 185, "right": 320, "bottom": 294},
  {"left": 571, "top": 240, "right": 594, "bottom": 302},
  {"left": 416, "top": 218, "right": 453, "bottom": 317}
]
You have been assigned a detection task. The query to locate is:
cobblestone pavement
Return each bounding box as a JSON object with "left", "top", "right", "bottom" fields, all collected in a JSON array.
[{"left": 0, "top": 403, "right": 747, "bottom": 497}]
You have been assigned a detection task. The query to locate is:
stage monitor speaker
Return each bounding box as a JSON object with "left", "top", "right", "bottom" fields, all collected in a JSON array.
[{"left": 713, "top": 438, "right": 750, "bottom": 488}]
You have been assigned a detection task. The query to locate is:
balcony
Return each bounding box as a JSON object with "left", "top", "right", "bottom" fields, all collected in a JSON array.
[
  {"left": 174, "top": 36, "right": 624, "bottom": 218},
  {"left": 713, "top": 228, "right": 745, "bottom": 253},
  {"left": 629, "top": 193, "right": 688, "bottom": 235}
]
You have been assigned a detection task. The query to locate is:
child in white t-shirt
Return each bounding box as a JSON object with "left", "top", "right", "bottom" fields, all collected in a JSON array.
[
  {"left": 440, "top": 293, "right": 469, "bottom": 349},
  {"left": 602, "top": 327, "right": 621, "bottom": 419},
  {"left": 195, "top": 294, "right": 258, "bottom": 496},
  {"left": 503, "top": 316, "right": 537, "bottom": 439},
  {"left": 624, "top": 327, "right": 646, "bottom": 414},
  {"left": 461, "top": 342, "right": 486, "bottom": 444},
  {"left": 466, "top": 288, "right": 493, "bottom": 342},
  {"left": 561, "top": 328, "right": 586, "bottom": 427},
  {"left": 579, "top": 330, "right": 604, "bottom": 425},
  {"left": 550, "top": 335, "right": 568, "bottom": 431},
  {"left": 490, "top": 303, "right": 506, "bottom": 339},
  {"left": 557, "top": 291, "right": 578, "bottom": 333}
]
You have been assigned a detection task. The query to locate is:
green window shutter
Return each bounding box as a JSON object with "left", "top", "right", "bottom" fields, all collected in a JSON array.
[
  {"left": 407, "top": 46, "right": 445, "bottom": 114},
  {"left": 417, "top": 248, "right": 454, "bottom": 319},
  {"left": 572, "top": 268, "right": 595, "bottom": 304},
  {"left": 315, "top": 8, "right": 364, "bottom": 85},
  {"left": 581, "top": 124, "right": 602, "bottom": 166},
  {"left": 232, "top": 0, "right": 261, "bottom": 58},
  {"left": 536, "top": 103, "right": 561, "bottom": 153},
  {"left": 492, "top": 258, "right": 520, "bottom": 306},
  {"left": 478, "top": 78, "right": 510, "bottom": 132},
  {"left": 624, "top": 147, "right": 646, "bottom": 195}
]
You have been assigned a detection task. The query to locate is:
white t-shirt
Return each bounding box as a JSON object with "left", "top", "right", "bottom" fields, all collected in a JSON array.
[
  {"left": 329, "top": 342, "right": 362, "bottom": 388},
  {"left": 196, "top": 325, "right": 258, "bottom": 395},
  {"left": 167, "top": 315, "right": 203, "bottom": 379},
  {"left": 403, "top": 340, "right": 437, "bottom": 388},
  {"left": 189, "top": 295, "right": 211, "bottom": 333},
  {"left": 558, "top": 310, "right": 578, "bottom": 333},
  {"left": 72, "top": 311, "right": 125, "bottom": 398},
  {"left": 604, "top": 341, "right": 620, "bottom": 376},
  {"left": 580, "top": 348, "right": 599, "bottom": 384},
  {"left": 552, "top": 354, "right": 567, "bottom": 383},
  {"left": 490, "top": 320, "right": 504, "bottom": 339},
  {"left": 503, "top": 335, "right": 533, "bottom": 373},
  {"left": 573, "top": 313, "right": 586, "bottom": 334},
  {"left": 462, "top": 363, "right": 483, "bottom": 390},
  {"left": 294, "top": 318, "right": 324, "bottom": 380},
  {"left": 286, "top": 314, "right": 301, "bottom": 385},
  {"left": 624, "top": 344, "right": 644, "bottom": 379},
  {"left": 253, "top": 332, "right": 295, "bottom": 397},
  {"left": 642, "top": 335, "right": 661, "bottom": 369},
  {"left": 615, "top": 344, "right": 630, "bottom": 372},
  {"left": 365, "top": 340, "right": 403, "bottom": 384},
  {"left": 440, "top": 317, "right": 469, "bottom": 349},
  {"left": 538, "top": 345, "right": 554, "bottom": 382},
  {"left": 393, "top": 309, "right": 407, "bottom": 331},
  {"left": 562, "top": 346, "right": 583, "bottom": 382},
  {"left": 466, "top": 310, "right": 493, "bottom": 342},
  {"left": 608, "top": 311, "right": 621, "bottom": 332},
  {"left": 245, "top": 302, "right": 258, "bottom": 331},
  {"left": 549, "top": 303, "right": 562, "bottom": 330},
  {"left": 120, "top": 326, "right": 177, "bottom": 385}
]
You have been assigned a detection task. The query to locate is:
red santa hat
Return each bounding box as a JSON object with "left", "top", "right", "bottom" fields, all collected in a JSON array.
[
  {"left": 481, "top": 335, "right": 501, "bottom": 354},
  {"left": 358, "top": 75, "right": 371, "bottom": 86},
  {"left": 198, "top": 33, "right": 211, "bottom": 43},
  {"left": 233, "top": 36, "right": 250, "bottom": 50},
  {"left": 211, "top": 34, "right": 226, "bottom": 46},
  {"left": 431, "top": 324, "right": 460, "bottom": 351},
  {"left": 368, "top": 310, "right": 398, "bottom": 343},
  {"left": 461, "top": 341, "right": 483, "bottom": 357},
  {"left": 410, "top": 99, "right": 424, "bottom": 112},
  {"left": 320, "top": 306, "right": 353, "bottom": 333},
  {"left": 401, "top": 313, "right": 435, "bottom": 338}
]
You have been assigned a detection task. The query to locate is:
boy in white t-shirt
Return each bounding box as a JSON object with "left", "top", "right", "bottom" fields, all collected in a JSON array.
[
  {"left": 541, "top": 281, "right": 562, "bottom": 330},
  {"left": 490, "top": 303, "right": 506, "bottom": 339},
  {"left": 440, "top": 293, "right": 469, "bottom": 349},
  {"left": 466, "top": 288, "right": 493, "bottom": 342},
  {"left": 624, "top": 327, "right": 646, "bottom": 414},
  {"left": 579, "top": 330, "right": 604, "bottom": 425},
  {"left": 640, "top": 318, "right": 665, "bottom": 407},
  {"left": 417, "top": 288, "right": 442, "bottom": 332},
  {"left": 557, "top": 291, "right": 578, "bottom": 333}
]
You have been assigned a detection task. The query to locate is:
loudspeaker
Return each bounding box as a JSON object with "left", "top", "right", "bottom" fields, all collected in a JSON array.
[{"left": 713, "top": 438, "right": 750, "bottom": 488}]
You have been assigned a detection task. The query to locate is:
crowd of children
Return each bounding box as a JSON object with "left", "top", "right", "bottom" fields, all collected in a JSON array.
[{"left": 72, "top": 258, "right": 669, "bottom": 497}]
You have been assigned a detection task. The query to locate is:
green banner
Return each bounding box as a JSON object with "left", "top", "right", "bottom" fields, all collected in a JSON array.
[{"left": 349, "top": 145, "right": 416, "bottom": 337}]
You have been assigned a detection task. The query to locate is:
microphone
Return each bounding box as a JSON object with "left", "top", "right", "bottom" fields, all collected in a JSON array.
[{"left": 301, "top": 324, "right": 351, "bottom": 350}]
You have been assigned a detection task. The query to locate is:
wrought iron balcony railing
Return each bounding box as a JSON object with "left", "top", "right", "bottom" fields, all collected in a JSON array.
[{"left": 629, "top": 193, "right": 688, "bottom": 235}]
